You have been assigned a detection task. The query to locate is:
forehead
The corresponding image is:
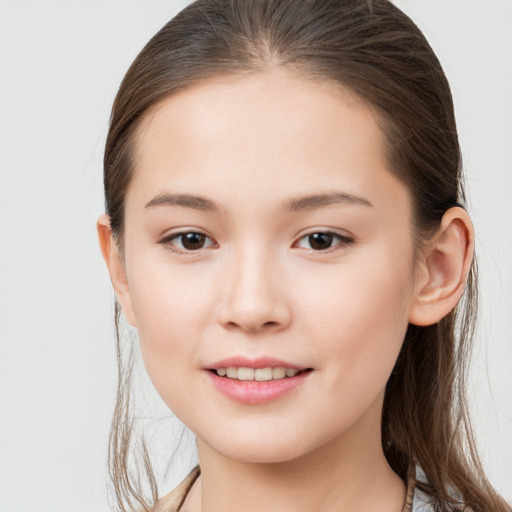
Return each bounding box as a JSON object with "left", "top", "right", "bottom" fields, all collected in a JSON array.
[
  {"left": 128, "top": 67, "right": 408, "bottom": 215},
  {"left": 134, "top": 67, "right": 376, "bottom": 161}
]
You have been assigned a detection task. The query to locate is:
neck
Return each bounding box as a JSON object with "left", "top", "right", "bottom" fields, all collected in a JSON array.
[{"left": 187, "top": 396, "right": 406, "bottom": 512}]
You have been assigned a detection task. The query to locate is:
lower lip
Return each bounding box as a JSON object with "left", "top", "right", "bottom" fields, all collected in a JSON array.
[{"left": 206, "top": 371, "right": 311, "bottom": 405}]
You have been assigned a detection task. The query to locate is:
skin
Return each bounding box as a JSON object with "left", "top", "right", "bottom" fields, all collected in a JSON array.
[{"left": 98, "top": 67, "right": 474, "bottom": 512}]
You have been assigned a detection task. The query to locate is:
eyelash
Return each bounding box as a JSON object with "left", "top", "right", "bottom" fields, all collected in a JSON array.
[
  {"left": 159, "top": 230, "right": 354, "bottom": 254},
  {"left": 293, "top": 231, "right": 355, "bottom": 253},
  {"left": 159, "top": 231, "right": 217, "bottom": 254}
]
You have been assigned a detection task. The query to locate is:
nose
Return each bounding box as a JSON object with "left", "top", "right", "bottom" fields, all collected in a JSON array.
[{"left": 216, "top": 246, "right": 292, "bottom": 334}]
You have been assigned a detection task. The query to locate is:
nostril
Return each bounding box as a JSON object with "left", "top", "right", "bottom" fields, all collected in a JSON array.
[
  {"left": 218, "top": 299, "right": 292, "bottom": 332},
  {"left": 225, "top": 320, "right": 280, "bottom": 332}
]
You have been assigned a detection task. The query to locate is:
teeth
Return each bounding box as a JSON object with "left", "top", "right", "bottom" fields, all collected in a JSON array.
[
  {"left": 215, "top": 366, "right": 303, "bottom": 381},
  {"left": 255, "top": 368, "right": 273, "bottom": 381},
  {"left": 237, "top": 367, "right": 254, "bottom": 381},
  {"left": 226, "top": 367, "right": 238, "bottom": 379},
  {"left": 272, "top": 367, "right": 286, "bottom": 379}
]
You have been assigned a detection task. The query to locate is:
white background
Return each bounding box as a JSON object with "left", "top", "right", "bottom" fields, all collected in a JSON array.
[{"left": 0, "top": 1, "right": 511, "bottom": 510}]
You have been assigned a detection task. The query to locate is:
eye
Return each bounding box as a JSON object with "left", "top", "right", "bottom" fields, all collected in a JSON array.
[
  {"left": 294, "top": 231, "right": 354, "bottom": 252},
  {"left": 160, "top": 231, "right": 216, "bottom": 252}
]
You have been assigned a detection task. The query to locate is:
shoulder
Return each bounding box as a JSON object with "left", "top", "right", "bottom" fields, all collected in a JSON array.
[
  {"left": 157, "top": 467, "right": 201, "bottom": 512},
  {"left": 157, "top": 464, "right": 480, "bottom": 512},
  {"left": 408, "top": 466, "right": 437, "bottom": 512},
  {"left": 411, "top": 487, "right": 436, "bottom": 512},
  {"left": 409, "top": 466, "right": 476, "bottom": 512}
]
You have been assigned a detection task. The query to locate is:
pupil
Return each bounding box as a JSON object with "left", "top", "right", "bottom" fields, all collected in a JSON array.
[
  {"left": 309, "top": 233, "right": 333, "bottom": 250},
  {"left": 182, "top": 233, "right": 205, "bottom": 250}
]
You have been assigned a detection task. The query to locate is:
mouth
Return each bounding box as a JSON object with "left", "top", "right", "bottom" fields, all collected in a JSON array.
[
  {"left": 205, "top": 358, "right": 313, "bottom": 404},
  {"left": 210, "top": 367, "right": 313, "bottom": 381}
]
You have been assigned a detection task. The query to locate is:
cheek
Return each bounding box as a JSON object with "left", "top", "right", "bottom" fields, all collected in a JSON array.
[
  {"left": 300, "top": 250, "right": 414, "bottom": 387},
  {"left": 125, "top": 255, "right": 215, "bottom": 383}
]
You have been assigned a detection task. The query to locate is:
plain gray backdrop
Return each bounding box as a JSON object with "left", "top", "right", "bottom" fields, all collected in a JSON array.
[{"left": 0, "top": 1, "right": 511, "bottom": 510}]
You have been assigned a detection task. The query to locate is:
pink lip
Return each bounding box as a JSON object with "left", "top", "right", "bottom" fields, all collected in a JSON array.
[
  {"left": 204, "top": 356, "right": 312, "bottom": 405},
  {"left": 206, "top": 356, "right": 306, "bottom": 370}
]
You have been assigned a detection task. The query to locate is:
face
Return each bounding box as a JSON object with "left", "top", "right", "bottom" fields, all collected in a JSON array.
[{"left": 118, "top": 68, "right": 420, "bottom": 463}]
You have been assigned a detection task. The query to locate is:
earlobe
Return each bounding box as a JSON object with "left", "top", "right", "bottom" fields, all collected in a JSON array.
[
  {"left": 408, "top": 207, "right": 474, "bottom": 327},
  {"left": 97, "top": 214, "right": 137, "bottom": 326}
]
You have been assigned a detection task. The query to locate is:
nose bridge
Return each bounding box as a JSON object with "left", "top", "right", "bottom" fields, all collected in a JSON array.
[{"left": 218, "top": 239, "right": 290, "bottom": 332}]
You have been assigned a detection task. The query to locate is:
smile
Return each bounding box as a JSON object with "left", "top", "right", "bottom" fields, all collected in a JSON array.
[{"left": 214, "top": 367, "right": 305, "bottom": 381}]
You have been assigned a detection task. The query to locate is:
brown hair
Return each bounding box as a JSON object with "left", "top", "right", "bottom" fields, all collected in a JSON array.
[{"left": 103, "top": 1, "right": 509, "bottom": 510}]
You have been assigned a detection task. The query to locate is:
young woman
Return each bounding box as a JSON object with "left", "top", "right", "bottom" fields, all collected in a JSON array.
[{"left": 97, "top": 1, "right": 511, "bottom": 511}]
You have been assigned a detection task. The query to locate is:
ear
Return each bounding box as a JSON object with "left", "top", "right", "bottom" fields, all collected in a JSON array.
[
  {"left": 97, "top": 214, "right": 137, "bottom": 326},
  {"left": 409, "top": 207, "right": 474, "bottom": 326}
]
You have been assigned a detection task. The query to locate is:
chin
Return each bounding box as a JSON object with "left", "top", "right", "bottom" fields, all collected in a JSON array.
[
  {"left": 221, "top": 443, "right": 306, "bottom": 464},
  {"left": 200, "top": 426, "right": 326, "bottom": 465}
]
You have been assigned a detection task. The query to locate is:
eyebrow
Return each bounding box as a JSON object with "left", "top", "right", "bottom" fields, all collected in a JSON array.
[
  {"left": 144, "top": 191, "right": 372, "bottom": 212},
  {"left": 145, "top": 193, "right": 220, "bottom": 212},
  {"left": 284, "top": 192, "right": 373, "bottom": 211}
]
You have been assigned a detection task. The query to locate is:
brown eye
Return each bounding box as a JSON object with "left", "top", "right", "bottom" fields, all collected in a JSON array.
[
  {"left": 161, "top": 231, "right": 216, "bottom": 252},
  {"left": 294, "top": 231, "right": 354, "bottom": 252},
  {"left": 308, "top": 232, "right": 334, "bottom": 250},
  {"left": 180, "top": 232, "right": 206, "bottom": 250}
]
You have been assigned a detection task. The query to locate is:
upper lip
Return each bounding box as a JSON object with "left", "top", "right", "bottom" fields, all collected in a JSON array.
[{"left": 206, "top": 356, "right": 308, "bottom": 370}]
